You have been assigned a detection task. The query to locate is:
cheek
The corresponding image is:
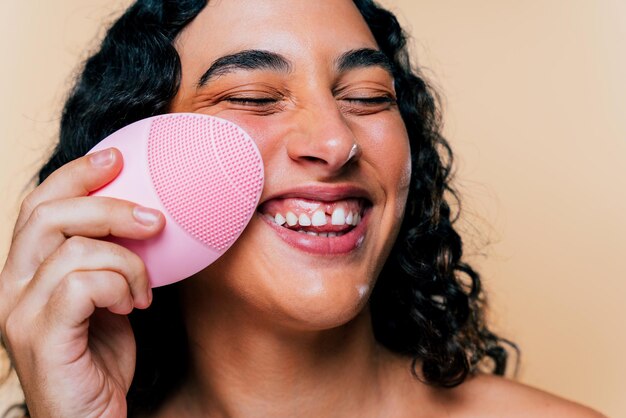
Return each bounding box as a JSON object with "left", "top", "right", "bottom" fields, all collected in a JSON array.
[
  {"left": 396, "top": 148, "right": 412, "bottom": 212},
  {"left": 355, "top": 114, "right": 412, "bottom": 192},
  {"left": 210, "top": 112, "right": 271, "bottom": 141},
  {"left": 208, "top": 112, "right": 288, "bottom": 163}
]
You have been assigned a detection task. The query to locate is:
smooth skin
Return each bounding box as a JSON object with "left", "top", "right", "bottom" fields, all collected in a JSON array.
[{"left": 0, "top": 1, "right": 606, "bottom": 417}]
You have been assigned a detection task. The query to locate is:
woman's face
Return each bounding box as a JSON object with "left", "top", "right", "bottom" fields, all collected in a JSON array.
[{"left": 171, "top": 0, "right": 411, "bottom": 330}]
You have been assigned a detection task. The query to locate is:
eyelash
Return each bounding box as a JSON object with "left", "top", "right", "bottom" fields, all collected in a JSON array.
[
  {"left": 343, "top": 96, "right": 395, "bottom": 105},
  {"left": 225, "top": 97, "right": 278, "bottom": 105},
  {"left": 225, "top": 95, "right": 395, "bottom": 107}
]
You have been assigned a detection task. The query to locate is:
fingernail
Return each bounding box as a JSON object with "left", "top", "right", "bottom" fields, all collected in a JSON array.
[
  {"left": 90, "top": 148, "right": 115, "bottom": 167},
  {"left": 133, "top": 206, "right": 161, "bottom": 226}
]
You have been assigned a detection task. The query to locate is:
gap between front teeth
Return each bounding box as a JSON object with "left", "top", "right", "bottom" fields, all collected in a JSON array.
[{"left": 271, "top": 209, "right": 361, "bottom": 228}]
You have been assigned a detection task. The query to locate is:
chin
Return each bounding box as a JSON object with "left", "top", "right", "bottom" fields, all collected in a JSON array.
[
  {"left": 270, "top": 273, "right": 373, "bottom": 331},
  {"left": 186, "top": 205, "right": 393, "bottom": 333},
  {"left": 195, "top": 249, "right": 375, "bottom": 333}
]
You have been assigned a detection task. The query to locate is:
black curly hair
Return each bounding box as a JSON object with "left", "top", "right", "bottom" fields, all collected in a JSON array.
[{"left": 6, "top": 0, "right": 514, "bottom": 416}]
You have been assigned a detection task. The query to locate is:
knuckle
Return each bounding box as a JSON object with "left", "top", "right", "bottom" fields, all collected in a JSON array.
[
  {"left": 108, "top": 243, "right": 146, "bottom": 285},
  {"left": 0, "top": 282, "right": 15, "bottom": 325},
  {"left": 4, "top": 310, "right": 27, "bottom": 348},
  {"left": 127, "top": 251, "right": 147, "bottom": 280},
  {"left": 19, "top": 194, "right": 37, "bottom": 218},
  {"left": 61, "top": 271, "right": 87, "bottom": 296},
  {"left": 28, "top": 201, "right": 54, "bottom": 227},
  {"left": 89, "top": 197, "right": 120, "bottom": 232},
  {"left": 61, "top": 236, "right": 90, "bottom": 258},
  {"left": 104, "top": 198, "right": 121, "bottom": 215},
  {"left": 127, "top": 260, "right": 148, "bottom": 290}
]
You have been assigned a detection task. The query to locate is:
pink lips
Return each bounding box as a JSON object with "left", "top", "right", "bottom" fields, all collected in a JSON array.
[
  {"left": 257, "top": 184, "right": 372, "bottom": 255},
  {"left": 260, "top": 209, "right": 369, "bottom": 255}
]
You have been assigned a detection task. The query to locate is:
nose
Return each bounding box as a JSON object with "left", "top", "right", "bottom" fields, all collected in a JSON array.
[{"left": 286, "top": 101, "right": 361, "bottom": 176}]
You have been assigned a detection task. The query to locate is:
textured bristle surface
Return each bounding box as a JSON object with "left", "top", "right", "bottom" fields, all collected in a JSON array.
[{"left": 148, "top": 114, "right": 263, "bottom": 250}]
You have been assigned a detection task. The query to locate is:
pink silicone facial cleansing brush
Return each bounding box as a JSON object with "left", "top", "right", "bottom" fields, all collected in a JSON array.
[{"left": 87, "top": 113, "right": 264, "bottom": 287}]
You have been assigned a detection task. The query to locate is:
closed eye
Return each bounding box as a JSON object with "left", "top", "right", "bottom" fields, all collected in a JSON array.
[
  {"left": 225, "top": 97, "right": 279, "bottom": 105},
  {"left": 339, "top": 95, "right": 397, "bottom": 115},
  {"left": 221, "top": 95, "right": 285, "bottom": 115},
  {"left": 343, "top": 96, "right": 395, "bottom": 105}
]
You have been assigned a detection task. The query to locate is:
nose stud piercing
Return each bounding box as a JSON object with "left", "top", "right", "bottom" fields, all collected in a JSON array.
[{"left": 345, "top": 143, "right": 359, "bottom": 164}]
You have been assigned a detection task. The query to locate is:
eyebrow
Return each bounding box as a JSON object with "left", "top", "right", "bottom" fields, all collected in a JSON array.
[
  {"left": 335, "top": 48, "right": 394, "bottom": 76},
  {"left": 197, "top": 50, "right": 292, "bottom": 87},
  {"left": 196, "top": 47, "right": 394, "bottom": 88}
]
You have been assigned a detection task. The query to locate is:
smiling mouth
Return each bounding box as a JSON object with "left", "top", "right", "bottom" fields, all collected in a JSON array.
[{"left": 258, "top": 198, "right": 369, "bottom": 237}]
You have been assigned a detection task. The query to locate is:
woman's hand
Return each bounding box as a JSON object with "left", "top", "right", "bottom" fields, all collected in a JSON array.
[{"left": 0, "top": 148, "right": 165, "bottom": 418}]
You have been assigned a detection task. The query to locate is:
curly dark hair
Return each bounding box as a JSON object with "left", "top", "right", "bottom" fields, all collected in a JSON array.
[{"left": 6, "top": 0, "right": 514, "bottom": 416}]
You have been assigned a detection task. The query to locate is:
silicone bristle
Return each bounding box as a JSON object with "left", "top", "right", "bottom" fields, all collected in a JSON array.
[{"left": 147, "top": 114, "right": 263, "bottom": 250}]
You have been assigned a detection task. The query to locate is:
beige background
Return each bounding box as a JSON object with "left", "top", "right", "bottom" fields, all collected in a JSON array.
[{"left": 1, "top": 1, "right": 624, "bottom": 416}]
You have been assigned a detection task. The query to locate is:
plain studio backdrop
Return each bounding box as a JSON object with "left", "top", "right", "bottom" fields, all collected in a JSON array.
[{"left": 1, "top": 1, "right": 624, "bottom": 416}]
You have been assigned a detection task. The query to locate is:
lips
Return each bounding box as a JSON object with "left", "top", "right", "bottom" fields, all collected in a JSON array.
[{"left": 257, "top": 185, "right": 372, "bottom": 254}]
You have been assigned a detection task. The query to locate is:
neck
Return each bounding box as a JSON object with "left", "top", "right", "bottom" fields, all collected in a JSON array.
[{"left": 162, "top": 284, "right": 394, "bottom": 418}]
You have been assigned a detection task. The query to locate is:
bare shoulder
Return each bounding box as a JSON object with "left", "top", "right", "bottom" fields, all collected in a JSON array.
[{"left": 434, "top": 373, "right": 607, "bottom": 418}]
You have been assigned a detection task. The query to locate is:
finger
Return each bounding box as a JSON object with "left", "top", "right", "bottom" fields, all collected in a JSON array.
[
  {"left": 14, "top": 148, "right": 123, "bottom": 237},
  {"left": 22, "top": 236, "right": 152, "bottom": 311},
  {"left": 7, "top": 196, "right": 164, "bottom": 285},
  {"left": 45, "top": 270, "right": 134, "bottom": 329},
  {"left": 3, "top": 269, "right": 135, "bottom": 417},
  {"left": 1, "top": 269, "right": 133, "bottom": 356}
]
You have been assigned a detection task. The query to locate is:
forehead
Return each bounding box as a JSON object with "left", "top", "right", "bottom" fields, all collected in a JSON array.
[{"left": 175, "top": 0, "right": 379, "bottom": 63}]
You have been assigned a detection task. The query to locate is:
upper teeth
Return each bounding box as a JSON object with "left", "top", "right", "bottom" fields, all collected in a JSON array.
[
  {"left": 274, "top": 213, "right": 286, "bottom": 226},
  {"left": 331, "top": 208, "right": 345, "bottom": 225},
  {"left": 285, "top": 212, "right": 298, "bottom": 226},
  {"left": 311, "top": 210, "right": 327, "bottom": 226},
  {"left": 298, "top": 213, "right": 312, "bottom": 226},
  {"left": 270, "top": 208, "right": 361, "bottom": 227}
]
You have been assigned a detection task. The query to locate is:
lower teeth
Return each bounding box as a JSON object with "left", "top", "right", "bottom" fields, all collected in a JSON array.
[{"left": 294, "top": 229, "right": 346, "bottom": 237}]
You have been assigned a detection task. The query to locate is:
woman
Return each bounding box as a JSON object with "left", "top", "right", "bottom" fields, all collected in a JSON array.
[{"left": 0, "top": 0, "right": 604, "bottom": 416}]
